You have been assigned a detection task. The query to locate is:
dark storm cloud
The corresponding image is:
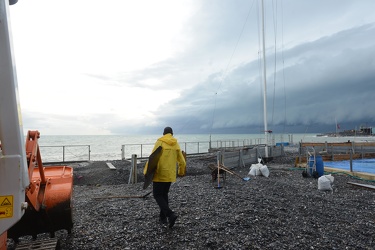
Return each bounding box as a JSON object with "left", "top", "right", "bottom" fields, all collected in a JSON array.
[
  {"left": 131, "top": 23, "right": 375, "bottom": 134},
  {"left": 281, "top": 24, "right": 375, "bottom": 126}
]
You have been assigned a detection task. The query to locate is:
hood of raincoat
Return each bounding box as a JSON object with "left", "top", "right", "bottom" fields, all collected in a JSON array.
[{"left": 158, "top": 133, "right": 177, "bottom": 146}]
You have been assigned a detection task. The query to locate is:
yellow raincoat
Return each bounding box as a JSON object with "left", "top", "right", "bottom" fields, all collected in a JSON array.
[{"left": 144, "top": 133, "right": 186, "bottom": 182}]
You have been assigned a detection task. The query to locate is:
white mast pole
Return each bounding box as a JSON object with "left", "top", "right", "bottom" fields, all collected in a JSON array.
[
  {"left": 261, "top": 0, "right": 269, "bottom": 158},
  {"left": 335, "top": 117, "right": 337, "bottom": 136}
]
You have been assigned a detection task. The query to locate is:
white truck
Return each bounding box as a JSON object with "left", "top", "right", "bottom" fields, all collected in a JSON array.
[{"left": 0, "top": 1, "right": 73, "bottom": 249}]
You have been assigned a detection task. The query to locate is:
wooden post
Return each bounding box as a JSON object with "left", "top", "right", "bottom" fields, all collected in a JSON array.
[
  {"left": 216, "top": 151, "right": 222, "bottom": 188},
  {"left": 220, "top": 150, "right": 224, "bottom": 165},
  {"left": 128, "top": 158, "right": 133, "bottom": 184},
  {"left": 351, "top": 141, "right": 355, "bottom": 154},
  {"left": 240, "top": 149, "right": 243, "bottom": 167},
  {"left": 350, "top": 149, "right": 353, "bottom": 172},
  {"left": 128, "top": 154, "right": 137, "bottom": 184},
  {"left": 133, "top": 154, "right": 137, "bottom": 183},
  {"left": 121, "top": 145, "right": 125, "bottom": 160}
]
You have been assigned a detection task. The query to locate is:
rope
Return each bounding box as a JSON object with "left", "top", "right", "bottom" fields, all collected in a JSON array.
[
  {"left": 289, "top": 167, "right": 375, "bottom": 183},
  {"left": 209, "top": 0, "right": 256, "bottom": 135}
]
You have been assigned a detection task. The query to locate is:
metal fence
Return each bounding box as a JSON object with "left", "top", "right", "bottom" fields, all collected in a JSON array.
[
  {"left": 220, "top": 145, "right": 285, "bottom": 169},
  {"left": 297, "top": 142, "right": 375, "bottom": 173},
  {"left": 38, "top": 137, "right": 288, "bottom": 163},
  {"left": 120, "top": 138, "right": 266, "bottom": 160},
  {"left": 39, "top": 145, "right": 91, "bottom": 163},
  {"left": 298, "top": 142, "right": 375, "bottom": 161}
]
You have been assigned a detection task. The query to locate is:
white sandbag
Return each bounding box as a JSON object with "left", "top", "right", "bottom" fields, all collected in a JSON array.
[
  {"left": 318, "top": 176, "right": 332, "bottom": 191},
  {"left": 248, "top": 165, "right": 258, "bottom": 176},
  {"left": 325, "top": 174, "right": 334, "bottom": 184},
  {"left": 249, "top": 164, "right": 262, "bottom": 176},
  {"left": 260, "top": 165, "right": 269, "bottom": 177},
  {"left": 256, "top": 166, "right": 262, "bottom": 176}
]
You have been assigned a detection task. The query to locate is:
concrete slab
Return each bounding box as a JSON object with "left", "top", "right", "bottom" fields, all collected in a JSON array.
[{"left": 106, "top": 162, "right": 116, "bottom": 170}]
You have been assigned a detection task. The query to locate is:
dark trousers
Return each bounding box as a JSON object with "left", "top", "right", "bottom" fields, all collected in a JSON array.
[{"left": 153, "top": 182, "right": 173, "bottom": 219}]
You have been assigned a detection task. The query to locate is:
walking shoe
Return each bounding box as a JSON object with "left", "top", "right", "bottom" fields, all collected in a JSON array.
[
  {"left": 159, "top": 217, "right": 168, "bottom": 226},
  {"left": 168, "top": 213, "right": 178, "bottom": 228}
]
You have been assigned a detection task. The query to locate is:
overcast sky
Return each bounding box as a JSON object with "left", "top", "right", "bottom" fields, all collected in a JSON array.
[{"left": 8, "top": 0, "right": 375, "bottom": 135}]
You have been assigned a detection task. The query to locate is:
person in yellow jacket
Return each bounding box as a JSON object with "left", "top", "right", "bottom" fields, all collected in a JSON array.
[{"left": 150, "top": 127, "right": 186, "bottom": 228}]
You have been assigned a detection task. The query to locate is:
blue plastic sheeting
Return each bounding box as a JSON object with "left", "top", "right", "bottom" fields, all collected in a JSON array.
[{"left": 324, "top": 159, "right": 375, "bottom": 174}]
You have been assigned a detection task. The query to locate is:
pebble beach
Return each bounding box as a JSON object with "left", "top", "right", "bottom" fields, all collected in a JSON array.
[{"left": 8, "top": 149, "right": 375, "bottom": 249}]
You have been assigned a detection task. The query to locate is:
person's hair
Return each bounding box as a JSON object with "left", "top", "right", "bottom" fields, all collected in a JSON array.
[{"left": 163, "top": 127, "right": 173, "bottom": 135}]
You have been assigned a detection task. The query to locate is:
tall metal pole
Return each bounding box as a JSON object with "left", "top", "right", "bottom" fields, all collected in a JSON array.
[{"left": 261, "top": 0, "right": 269, "bottom": 158}]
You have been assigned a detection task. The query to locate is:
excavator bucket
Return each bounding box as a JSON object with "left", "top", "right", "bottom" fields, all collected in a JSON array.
[
  {"left": 7, "top": 131, "right": 74, "bottom": 240},
  {"left": 8, "top": 166, "right": 73, "bottom": 239},
  {"left": 40, "top": 166, "right": 73, "bottom": 236}
]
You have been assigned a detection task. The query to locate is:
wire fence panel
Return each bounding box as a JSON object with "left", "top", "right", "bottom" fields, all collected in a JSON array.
[
  {"left": 39, "top": 145, "right": 90, "bottom": 163},
  {"left": 121, "top": 140, "right": 258, "bottom": 160},
  {"left": 38, "top": 139, "right": 283, "bottom": 163}
]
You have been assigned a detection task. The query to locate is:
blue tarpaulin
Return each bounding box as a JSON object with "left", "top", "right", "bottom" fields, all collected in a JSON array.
[{"left": 324, "top": 159, "right": 375, "bottom": 174}]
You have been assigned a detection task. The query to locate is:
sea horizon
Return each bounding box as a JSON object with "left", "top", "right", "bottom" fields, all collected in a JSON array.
[{"left": 35, "top": 133, "right": 375, "bottom": 162}]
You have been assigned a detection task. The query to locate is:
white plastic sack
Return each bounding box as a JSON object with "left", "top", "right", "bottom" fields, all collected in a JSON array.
[
  {"left": 248, "top": 165, "right": 258, "bottom": 176},
  {"left": 248, "top": 162, "right": 268, "bottom": 177},
  {"left": 325, "top": 174, "right": 334, "bottom": 184},
  {"left": 318, "top": 175, "right": 332, "bottom": 191},
  {"left": 260, "top": 165, "right": 269, "bottom": 177}
]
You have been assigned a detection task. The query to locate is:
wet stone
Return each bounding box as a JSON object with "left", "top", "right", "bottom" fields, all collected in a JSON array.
[{"left": 8, "top": 149, "right": 375, "bottom": 249}]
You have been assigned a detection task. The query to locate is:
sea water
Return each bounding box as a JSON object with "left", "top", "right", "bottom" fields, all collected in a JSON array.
[{"left": 37, "top": 133, "right": 375, "bottom": 162}]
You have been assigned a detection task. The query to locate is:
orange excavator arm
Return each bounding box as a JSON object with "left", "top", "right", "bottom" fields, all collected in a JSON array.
[
  {"left": 7, "top": 130, "right": 74, "bottom": 240},
  {"left": 24, "top": 131, "right": 46, "bottom": 212}
]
